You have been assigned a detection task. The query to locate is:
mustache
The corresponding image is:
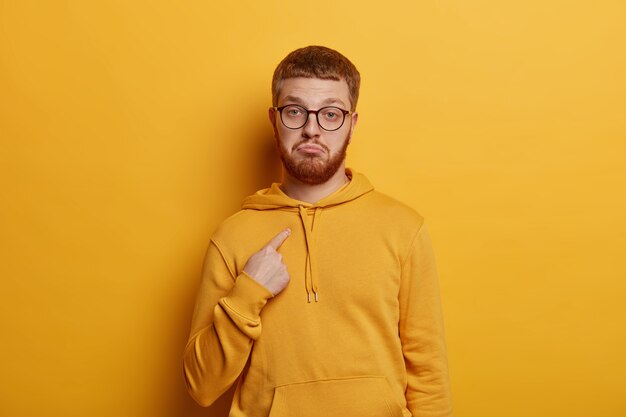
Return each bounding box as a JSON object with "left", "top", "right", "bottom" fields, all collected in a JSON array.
[{"left": 291, "top": 140, "right": 329, "bottom": 153}]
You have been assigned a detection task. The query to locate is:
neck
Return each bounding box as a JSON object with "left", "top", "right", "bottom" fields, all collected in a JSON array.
[{"left": 280, "top": 165, "right": 350, "bottom": 204}]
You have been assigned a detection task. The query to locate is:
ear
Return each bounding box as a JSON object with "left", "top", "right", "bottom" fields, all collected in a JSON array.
[
  {"left": 268, "top": 107, "right": 279, "bottom": 139},
  {"left": 347, "top": 112, "right": 358, "bottom": 144}
]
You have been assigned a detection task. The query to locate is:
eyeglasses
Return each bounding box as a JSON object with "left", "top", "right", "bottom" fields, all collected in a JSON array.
[{"left": 273, "top": 104, "right": 352, "bottom": 131}]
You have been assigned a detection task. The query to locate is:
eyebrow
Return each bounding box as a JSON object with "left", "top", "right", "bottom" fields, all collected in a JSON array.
[{"left": 281, "top": 95, "right": 348, "bottom": 108}]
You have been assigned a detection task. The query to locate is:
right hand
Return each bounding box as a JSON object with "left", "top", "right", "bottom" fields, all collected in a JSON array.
[{"left": 243, "top": 228, "right": 291, "bottom": 296}]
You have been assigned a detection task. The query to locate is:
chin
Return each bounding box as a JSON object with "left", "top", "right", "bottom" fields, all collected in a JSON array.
[
  {"left": 286, "top": 159, "right": 344, "bottom": 185},
  {"left": 278, "top": 140, "right": 349, "bottom": 185}
]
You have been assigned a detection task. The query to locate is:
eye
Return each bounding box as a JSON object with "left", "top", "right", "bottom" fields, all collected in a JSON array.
[
  {"left": 321, "top": 108, "right": 341, "bottom": 120},
  {"left": 284, "top": 106, "right": 305, "bottom": 117}
]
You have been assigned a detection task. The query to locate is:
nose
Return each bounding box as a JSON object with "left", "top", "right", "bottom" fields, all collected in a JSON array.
[{"left": 302, "top": 111, "right": 322, "bottom": 138}]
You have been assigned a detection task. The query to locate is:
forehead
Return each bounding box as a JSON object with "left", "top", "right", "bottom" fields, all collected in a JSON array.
[{"left": 277, "top": 77, "right": 351, "bottom": 108}]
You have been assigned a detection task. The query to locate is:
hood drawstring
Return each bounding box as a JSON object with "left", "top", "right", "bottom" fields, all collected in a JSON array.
[
  {"left": 241, "top": 168, "right": 375, "bottom": 304},
  {"left": 311, "top": 207, "right": 321, "bottom": 300},
  {"left": 298, "top": 205, "right": 322, "bottom": 303}
]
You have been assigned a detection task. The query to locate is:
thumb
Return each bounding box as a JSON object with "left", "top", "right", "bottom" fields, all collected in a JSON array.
[{"left": 266, "top": 228, "right": 291, "bottom": 251}]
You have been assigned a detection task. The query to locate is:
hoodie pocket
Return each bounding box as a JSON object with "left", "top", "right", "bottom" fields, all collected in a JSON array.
[{"left": 268, "top": 376, "right": 403, "bottom": 417}]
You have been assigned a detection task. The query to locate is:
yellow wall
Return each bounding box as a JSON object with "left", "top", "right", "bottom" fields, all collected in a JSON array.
[{"left": 1, "top": 1, "right": 625, "bottom": 416}]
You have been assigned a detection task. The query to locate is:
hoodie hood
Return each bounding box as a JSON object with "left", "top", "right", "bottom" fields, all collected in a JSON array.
[{"left": 242, "top": 168, "right": 374, "bottom": 303}]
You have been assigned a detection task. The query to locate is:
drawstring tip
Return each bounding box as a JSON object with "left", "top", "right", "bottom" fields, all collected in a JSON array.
[
  {"left": 314, "top": 291, "right": 319, "bottom": 302},
  {"left": 307, "top": 292, "right": 311, "bottom": 303}
]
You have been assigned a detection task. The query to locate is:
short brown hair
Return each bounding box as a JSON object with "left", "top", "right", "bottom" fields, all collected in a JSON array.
[{"left": 272, "top": 46, "right": 361, "bottom": 111}]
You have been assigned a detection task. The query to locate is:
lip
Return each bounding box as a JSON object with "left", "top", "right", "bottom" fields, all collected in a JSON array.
[{"left": 297, "top": 144, "right": 325, "bottom": 154}]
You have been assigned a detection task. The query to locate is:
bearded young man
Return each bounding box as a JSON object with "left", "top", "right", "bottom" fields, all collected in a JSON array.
[{"left": 183, "top": 46, "right": 453, "bottom": 417}]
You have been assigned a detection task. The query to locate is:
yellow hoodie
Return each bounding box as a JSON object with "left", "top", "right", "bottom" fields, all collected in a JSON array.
[{"left": 183, "top": 168, "right": 453, "bottom": 417}]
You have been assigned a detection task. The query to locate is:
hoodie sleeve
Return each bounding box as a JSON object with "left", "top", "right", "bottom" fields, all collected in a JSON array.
[
  {"left": 398, "top": 222, "right": 453, "bottom": 417},
  {"left": 183, "top": 239, "right": 274, "bottom": 407}
]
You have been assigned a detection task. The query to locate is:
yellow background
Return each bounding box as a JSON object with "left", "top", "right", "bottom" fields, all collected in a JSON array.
[{"left": 1, "top": 1, "right": 625, "bottom": 416}]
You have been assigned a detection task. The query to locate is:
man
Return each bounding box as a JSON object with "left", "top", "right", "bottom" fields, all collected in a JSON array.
[{"left": 184, "top": 45, "right": 453, "bottom": 417}]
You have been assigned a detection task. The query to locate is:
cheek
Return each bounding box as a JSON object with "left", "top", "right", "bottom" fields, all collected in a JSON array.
[
  {"left": 277, "top": 128, "right": 300, "bottom": 145},
  {"left": 328, "top": 132, "right": 349, "bottom": 148}
]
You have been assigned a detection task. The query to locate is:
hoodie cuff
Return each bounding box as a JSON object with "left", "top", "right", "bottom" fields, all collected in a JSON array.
[{"left": 222, "top": 272, "right": 274, "bottom": 322}]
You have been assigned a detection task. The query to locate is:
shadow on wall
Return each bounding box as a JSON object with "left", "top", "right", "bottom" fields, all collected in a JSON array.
[
  {"left": 169, "top": 111, "right": 281, "bottom": 417},
  {"left": 210, "top": 101, "right": 283, "bottom": 214}
]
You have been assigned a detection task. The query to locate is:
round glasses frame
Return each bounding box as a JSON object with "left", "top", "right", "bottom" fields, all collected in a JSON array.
[{"left": 273, "top": 105, "right": 353, "bottom": 131}]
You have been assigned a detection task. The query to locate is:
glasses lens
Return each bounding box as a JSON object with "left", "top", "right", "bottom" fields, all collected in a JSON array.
[
  {"left": 281, "top": 105, "right": 308, "bottom": 129},
  {"left": 318, "top": 107, "right": 345, "bottom": 131}
]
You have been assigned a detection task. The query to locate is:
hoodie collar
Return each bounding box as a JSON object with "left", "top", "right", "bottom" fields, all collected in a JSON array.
[{"left": 241, "top": 168, "right": 374, "bottom": 210}]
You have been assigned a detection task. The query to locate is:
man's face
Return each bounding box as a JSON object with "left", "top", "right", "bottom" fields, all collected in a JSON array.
[{"left": 269, "top": 77, "right": 358, "bottom": 185}]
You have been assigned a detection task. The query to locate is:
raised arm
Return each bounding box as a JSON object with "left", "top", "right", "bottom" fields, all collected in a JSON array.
[{"left": 183, "top": 229, "right": 290, "bottom": 406}]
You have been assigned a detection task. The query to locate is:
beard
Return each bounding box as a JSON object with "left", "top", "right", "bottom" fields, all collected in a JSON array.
[{"left": 277, "top": 136, "right": 350, "bottom": 185}]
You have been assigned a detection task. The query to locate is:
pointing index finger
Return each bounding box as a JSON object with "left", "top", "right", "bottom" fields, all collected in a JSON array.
[{"left": 266, "top": 228, "right": 291, "bottom": 251}]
